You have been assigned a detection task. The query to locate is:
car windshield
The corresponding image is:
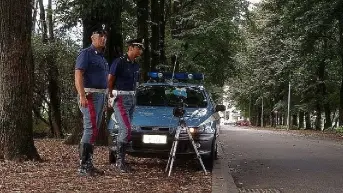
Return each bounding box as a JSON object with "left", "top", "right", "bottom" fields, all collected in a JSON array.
[{"left": 136, "top": 85, "right": 208, "bottom": 108}]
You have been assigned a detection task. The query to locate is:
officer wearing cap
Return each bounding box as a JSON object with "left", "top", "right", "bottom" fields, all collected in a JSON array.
[
  {"left": 74, "top": 23, "right": 108, "bottom": 176},
  {"left": 107, "top": 38, "right": 144, "bottom": 173}
]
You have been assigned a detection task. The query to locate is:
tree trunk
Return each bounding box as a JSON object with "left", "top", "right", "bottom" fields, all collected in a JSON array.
[
  {"left": 32, "top": 0, "right": 39, "bottom": 32},
  {"left": 150, "top": 0, "right": 160, "bottom": 71},
  {"left": 324, "top": 105, "right": 332, "bottom": 129},
  {"left": 159, "top": 0, "right": 167, "bottom": 65},
  {"left": 47, "top": 52, "right": 63, "bottom": 138},
  {"left": 271, "top": 112, "right": 276, "bottom": 127},
  {"left": 305, "top": 112, "right": 312, "bottom": 130},
  {"left": 338, "top": 15, "right": 343, "bottom": 126},
  {"left": 0, "top": 0, "right": 40, "bottom": 160},
  {"left": 38, "top": 0, "right": 47, "bottom": 42},
  {"left": 82, "top": 18, "right": 95, "bottom": 48},
  {"left": 137, "top": 0, "right": 150, "bottom": 81},
  {"left": 292, "top": 114, "right": 297, "bottom": 127},
  {"left": 170, "top": 0, "right": 181, "bottom": 38},
  {"left": 283, "top": 114, "right": 287, "bottom": 125},
  {"left": 315, "top": 109, "right": 322, "bottom": 130},
  {"left": 47, "top": 0, "right": 54, "bottom": 41},
  {"left": 280, "top": 113, "right": 283, "bottom": 125},
  {"left": 47, "top": 0, "right": 63, "bottom": 139},
  {"left": 299, "top": 110, "right": 304, "bottom": 129}
]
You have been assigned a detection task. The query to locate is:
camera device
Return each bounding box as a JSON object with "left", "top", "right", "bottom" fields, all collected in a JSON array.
[{"left": 165, "top": 88, "right": 207, "bottom": 176}]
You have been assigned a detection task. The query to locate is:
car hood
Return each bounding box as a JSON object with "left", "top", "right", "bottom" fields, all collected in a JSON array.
[{"left": 132, "top": 106, "right": 212, "bottom": 127}]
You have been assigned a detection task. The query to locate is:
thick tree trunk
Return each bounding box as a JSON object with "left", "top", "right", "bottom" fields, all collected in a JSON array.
[
  {"left": 137, "top": 0, "right": 150, "bottom": 81},
  {"left": 0, "top": 0, "right": 40, "bottom": 160},
  {"left": 338, "top": 15, "right": 343, "bottom": 126},
  {"left": 298, "top": 110, "right": 304, "bottom": 129},
  {"left": 150, "top": 0, "right": 160, "bottom": 70}
]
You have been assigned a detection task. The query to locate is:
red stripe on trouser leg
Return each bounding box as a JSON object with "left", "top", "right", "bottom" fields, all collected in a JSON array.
[
  {"left": 117, "top": 96, "right": 132, "bottom": 141},
  {"left": 87, "top": 94, "right": 98, "bottom": 144}
]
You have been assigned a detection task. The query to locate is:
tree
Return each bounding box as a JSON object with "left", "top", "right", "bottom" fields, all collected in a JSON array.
[
  {"left": 0, "top": 0, "right": 40, "bottom": 160},
  {"left": 137, "top": 0, "right": 151, "bottom": 81}
]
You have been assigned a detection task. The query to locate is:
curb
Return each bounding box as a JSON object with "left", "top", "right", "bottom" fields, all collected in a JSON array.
[{"left": 212, "top": 142, "right": 238, "bottom": 193}]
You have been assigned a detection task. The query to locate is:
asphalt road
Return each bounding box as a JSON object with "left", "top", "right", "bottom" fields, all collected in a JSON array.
[{"left": 220, "top": 126, "right": 343, "bottom": 193}]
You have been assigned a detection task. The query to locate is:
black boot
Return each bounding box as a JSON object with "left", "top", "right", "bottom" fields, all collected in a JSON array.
[
  {"left": 108, "top": 132, "right": 117, "bottom": 164},
  {"left": 114, "top": 142, "right": 131, "bottom": 173},
  {"left": 78, "top": 143, "right": 104, "bottom": 176},
  {"left": 78, "top": 143, "right": 91, "bottom": 176},
  {"left": 87, "top": 144, "right": 104, "bottom": 175}
]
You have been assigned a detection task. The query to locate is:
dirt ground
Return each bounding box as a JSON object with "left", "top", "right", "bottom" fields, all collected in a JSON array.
[{"left": 0, "top": 139, "right": 211, "bottom": 193}]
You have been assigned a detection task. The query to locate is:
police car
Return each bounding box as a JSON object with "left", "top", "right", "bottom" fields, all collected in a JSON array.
[{"left": 127, "top": 72, "right": 225, "bottom": 170}]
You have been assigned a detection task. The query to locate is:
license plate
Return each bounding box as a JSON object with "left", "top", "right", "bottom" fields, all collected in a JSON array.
[{"left": 143, "top": 135, "right": 167, "bottom": 144}]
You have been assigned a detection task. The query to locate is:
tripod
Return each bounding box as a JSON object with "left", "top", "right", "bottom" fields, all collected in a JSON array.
[{"left": 165, "top": 116, "right": 208, "bottom": 176}]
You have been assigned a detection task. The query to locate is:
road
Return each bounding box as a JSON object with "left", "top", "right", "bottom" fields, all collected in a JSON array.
[{"left": 220, "top": 126, "right": 343, "bottom": 193}]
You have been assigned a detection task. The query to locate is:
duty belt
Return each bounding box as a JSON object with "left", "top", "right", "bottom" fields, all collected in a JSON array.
[
  {"left": 84, "top": 88, "right": 107, "bottom": 93},
  {"left": 114, "top": 90, "right": 135, "bottom": 95}
]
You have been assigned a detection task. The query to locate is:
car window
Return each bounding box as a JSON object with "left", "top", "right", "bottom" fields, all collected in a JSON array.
[{"left": 136, "top": 85, "right": 208, "bottom": 108}]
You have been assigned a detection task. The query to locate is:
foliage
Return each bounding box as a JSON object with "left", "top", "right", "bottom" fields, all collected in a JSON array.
[
  {"left": 32, "top": 36, "right": 80, "bottom": 134},
  {"left": 165, "top": 0, "right": 247, "bottom": 88},
  {"left": 230, "top": 0, "right": 343, "bottom": 128},
  {"left": 335, "top": 126, "right": 343, "bottom": 133}
]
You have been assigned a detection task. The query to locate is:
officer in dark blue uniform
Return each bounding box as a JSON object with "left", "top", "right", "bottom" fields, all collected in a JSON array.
[
  {"left": 108, "top": 38, "right": 144, "bottom": 173},
  {"left": 75, "top": 23, "right": 108, "bottom": 176}
]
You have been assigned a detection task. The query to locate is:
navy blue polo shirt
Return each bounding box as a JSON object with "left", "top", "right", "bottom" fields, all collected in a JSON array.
[
  {"left": 109, "top": 55, "right": 139, "bottom": 91},
  {"left": 75, "top": 45, "right": 108, "bottom": 89}
]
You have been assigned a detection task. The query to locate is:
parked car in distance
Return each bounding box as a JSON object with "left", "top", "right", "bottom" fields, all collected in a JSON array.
[{"left": 235, "top": 120, "right": 250, "bottom": 126}]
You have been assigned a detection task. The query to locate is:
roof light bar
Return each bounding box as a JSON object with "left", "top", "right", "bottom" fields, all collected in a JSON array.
[{"left": 147, "top": 72, "right": 204, "bottom": 81}]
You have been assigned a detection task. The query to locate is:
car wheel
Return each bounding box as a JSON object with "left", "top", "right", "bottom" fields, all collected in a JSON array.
[{"left": 202, "top": 144, "right": 215, "bottom": 171}]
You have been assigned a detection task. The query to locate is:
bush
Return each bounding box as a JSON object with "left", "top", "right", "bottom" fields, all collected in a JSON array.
[{"left": 335, "top": 126, "right": 343, "bottom": 133}]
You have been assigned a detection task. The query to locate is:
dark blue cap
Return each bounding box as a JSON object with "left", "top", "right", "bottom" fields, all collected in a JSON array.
[{"left": 126, "top": 38, "right": 145, "bottom": 49}]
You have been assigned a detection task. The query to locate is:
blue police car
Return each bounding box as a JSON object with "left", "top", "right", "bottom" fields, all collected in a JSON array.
[{"left": 126, "top": 72, "right": 226, "bottom": 170}]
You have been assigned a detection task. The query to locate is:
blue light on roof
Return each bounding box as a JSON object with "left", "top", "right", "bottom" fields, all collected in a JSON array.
[
  {"left": 147, "top": 72, "right": 159, "bottom": 78},
  {"left": 147, "top": 72, "right": 204, "bottom": 81}
]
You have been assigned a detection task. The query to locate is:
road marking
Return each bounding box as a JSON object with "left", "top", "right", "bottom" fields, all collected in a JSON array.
[{"left": 239, "top": 189, "right": 281, "bottom": 193}]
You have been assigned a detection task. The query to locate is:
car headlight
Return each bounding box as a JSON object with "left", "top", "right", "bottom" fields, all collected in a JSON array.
[
  {"left": 131, "top": 125, "right": 139, "bottom": 131},
  {"left": 197, "top": 122, "right": 215, "bottom": 133}
]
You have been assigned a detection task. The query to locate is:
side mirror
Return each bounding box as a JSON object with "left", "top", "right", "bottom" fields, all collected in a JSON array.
[{"left": 215, "top": 104, "right": 226, "bottom": 112}]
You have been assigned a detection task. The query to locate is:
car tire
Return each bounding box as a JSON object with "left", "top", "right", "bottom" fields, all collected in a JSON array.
[
  {"left": 202, "top": 153, "right": 214, "bottom": 171},
  {"left": 202, "top": 143, "right": 215, "bottom": 171}
]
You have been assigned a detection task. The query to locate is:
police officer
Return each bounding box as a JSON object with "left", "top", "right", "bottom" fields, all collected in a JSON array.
[
  {"left": 75, "top": 23, "right": 108, "bottom": 176},
  {"left": 108, "top": 38, "right": 144, "bottom": 173}
]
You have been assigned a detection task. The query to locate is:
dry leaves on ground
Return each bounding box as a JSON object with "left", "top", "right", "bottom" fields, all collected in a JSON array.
[{"left": 0, "top": 139, "right": 211, "bottom": 193}]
